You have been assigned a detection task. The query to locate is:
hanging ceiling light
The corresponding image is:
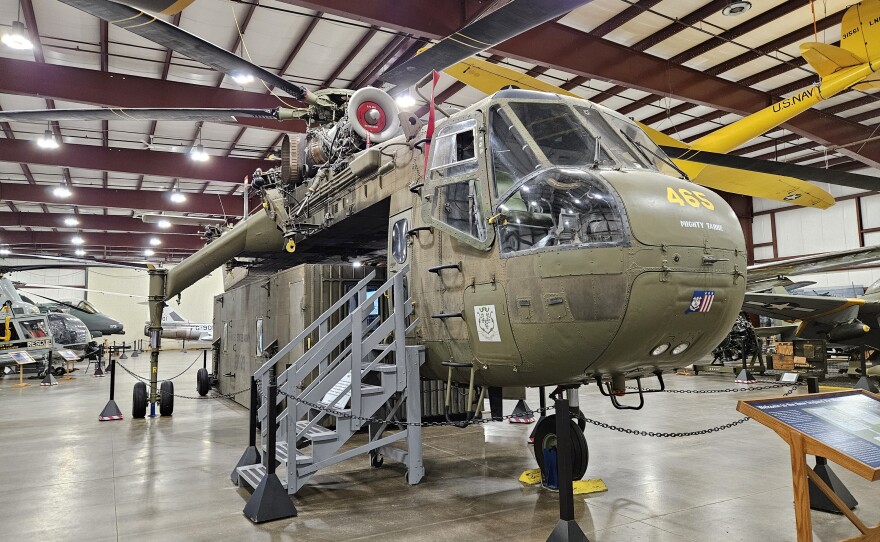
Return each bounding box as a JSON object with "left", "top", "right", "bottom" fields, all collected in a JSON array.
[
  {"left": 170, "top": 186, "right": 186, "bottom": 203},
  {"left": 0, "top": 247, "right": 10, "bottom": 256},
  {"left": 1, "top": 20, "right": 32, "bottom": 50},
  {"left": 158, "top": 219, "right": 172, "bottom": 229},
  {"left": 722, "top": 1, "right": 751, "bottom": 16},
  {"left": 63, "top": 217, "right": 79, "bottom": 226},
  {"left": 74, "top": 248, "right": 86, "bottom": 256},
  {"left": 232, "top": 71, "right": 254, "bottom": 85},
  {"left": 37, "top": 129, "right": 59, "bottom": 149},
  {"left": 53, "top": 185, "right": 72, "bottom": 198},
  {"left": 71, "top": 236, "right": 84, "bottom": 245},
  {"left": 144, "top": 248, "right": 155, "bottom": 257},
  {"left": 149, "top": 237, "right": 161, "bottom": 246},
  {"left": 190, "top": 144, "right": 209, "bottom": 162}
]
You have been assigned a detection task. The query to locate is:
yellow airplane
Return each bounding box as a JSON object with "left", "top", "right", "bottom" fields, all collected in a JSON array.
[{"left": 442, "top": 0, "right": 880, "bottom": 210}]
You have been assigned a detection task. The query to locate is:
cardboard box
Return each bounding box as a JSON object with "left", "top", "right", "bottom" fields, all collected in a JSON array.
[{"left": 776, "top": 342, "right": 794, "bottom": 356}]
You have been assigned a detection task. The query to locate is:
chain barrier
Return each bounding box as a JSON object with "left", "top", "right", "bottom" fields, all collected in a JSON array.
[
  {"left": 114, "top": 359, "right": 251, "bottom": 400},
  {"left": 276, "top": 381, "right": 801, "bottom": 435},
  {"left": 625, "top": 380, "right": 803, "bottom": 394}
]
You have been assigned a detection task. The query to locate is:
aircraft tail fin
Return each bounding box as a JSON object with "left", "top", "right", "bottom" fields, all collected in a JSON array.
[
  {"left": 841, "top": 0, "right": 880, "bottom": 66},
  {"left": 163, "top": 306, "right": 186, "bottom": 322}
]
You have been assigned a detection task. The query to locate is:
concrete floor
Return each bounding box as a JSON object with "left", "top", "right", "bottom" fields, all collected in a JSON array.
[{"left": 1, "top": 351, "right": 878, "bottom": 542}]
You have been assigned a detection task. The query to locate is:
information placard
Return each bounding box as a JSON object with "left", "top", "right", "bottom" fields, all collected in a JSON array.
[
  {"left": 55, "top": 349, "right": 80, "bottom": 361},
  {"left": 9, "top": 350, "right": 37, "bottom": 364}
]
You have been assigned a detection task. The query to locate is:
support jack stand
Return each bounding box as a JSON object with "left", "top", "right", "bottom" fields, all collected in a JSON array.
[
  {"left": 232, "top": 378, "right": 262, "bottom": 485},
  {"left": 735, "top": 368, "right": 756, "bottom": 384},
  {"left": 99, "top": 359, "right": 123, "bottom": 421}
]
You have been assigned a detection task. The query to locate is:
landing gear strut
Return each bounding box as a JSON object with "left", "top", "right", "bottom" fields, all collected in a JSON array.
[{"left": 532, "top": 387, "right": 589, "bottom": 483}]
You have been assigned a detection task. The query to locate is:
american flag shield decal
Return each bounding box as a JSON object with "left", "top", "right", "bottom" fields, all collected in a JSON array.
[{"left": 685, "top": 290, "right": 715, "bottom": 314}]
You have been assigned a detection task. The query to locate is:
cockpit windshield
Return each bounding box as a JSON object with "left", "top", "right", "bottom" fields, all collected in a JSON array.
[
  {"left": 75, "top": 300, "right": 98, "bottom": 314},
  {"left": 489, "top": 100, "right": 666, "bottom": 198},
  {"left": 866, "top": 279, "right": 880, "bottom": 296}
]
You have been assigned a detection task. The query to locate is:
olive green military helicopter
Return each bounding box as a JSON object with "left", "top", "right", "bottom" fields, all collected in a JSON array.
[{"left": 4, "top": 0, "right": 880, "bottom": 482}]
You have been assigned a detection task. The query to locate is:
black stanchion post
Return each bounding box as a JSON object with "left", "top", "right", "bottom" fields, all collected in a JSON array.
[
  {"left": 806, "top": 376, "right": 857, "bottom": 512},
  {"left": 231, "top": 377, "right": 262, "bottom": 484},
  {"left": 530, "top": 386, "right": 547, "bottom": 443},
  {"left": 735, "top": 344, "right": 756, "bottom": 383},
  {"left": 243, "top": 379, "right": 297, "bottom": 523},
  {"left": 546, "top": 397, "right": 588, "bottom": 542},
  {"left": 99, "top": 354, "right": 123, "bottom": 421},
  {"left": 203, "top": 349, "right": 207, "bottom": 370},
  {"left": 40, "top": 351, "right": 58, "bottom": 386}
]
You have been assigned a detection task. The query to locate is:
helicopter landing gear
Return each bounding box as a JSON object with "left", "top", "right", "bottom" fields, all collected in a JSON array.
[
  {"left": 159, "top": 381, "right": 174, "bottom": 416},
  {"left": 532, "top": 415, "right": 589, "bottom": 482},
  {"left": 132, "top": 382, "right": 147, "bottom": 419},
  {"left": 196, "top": 367, "right": 210, "bottom": 396}
]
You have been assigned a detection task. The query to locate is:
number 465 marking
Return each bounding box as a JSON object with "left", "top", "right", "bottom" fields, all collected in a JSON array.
[{"left": 667, "top": 187, "right": 715, "bottom": 210}]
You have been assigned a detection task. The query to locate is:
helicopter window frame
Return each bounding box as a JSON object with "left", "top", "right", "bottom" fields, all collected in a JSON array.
[
  {"left": 391, "top": 217, "right": 409, "bottom": 265},
  {"left": 432, "top": 179, "right": 488, "bottom": 242},
  {"left": 422, "top": 112, "right": 496, "bottom": 251},
  {"left": 488, "top": 104, "right": 543, "bottom": 198},
  {"left": 20, "top": 318, "right": 50, "bottom": 339},
  {"left": 429, "top": 118, "right": 479, "bottom": 179}
]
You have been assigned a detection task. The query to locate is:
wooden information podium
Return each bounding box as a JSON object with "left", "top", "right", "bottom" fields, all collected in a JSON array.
[{"left": 738, "top": 390, "right": 880, "bottom": 542}]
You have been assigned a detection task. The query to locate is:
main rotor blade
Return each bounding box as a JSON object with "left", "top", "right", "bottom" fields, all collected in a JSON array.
[
  {"left": 20, "top": 283, "right": 149, "bottom": 299},
  {"left": 0, "top": 107, "right": 281, "bottom": 123},
  {"left": 661, "top": 146, "right": 880, "bottom": 192},
  {"left": 379, "top": 0, "right": 591, "bottom": 90},
  {"left": 115, "top": 0, "right": 195, "bottom": 15},
  {"left": 58, "top": 0, "right": 311, "bottom": 102},
  {"left": 2, "top": 252, "right": 154, "bottom": 270}
]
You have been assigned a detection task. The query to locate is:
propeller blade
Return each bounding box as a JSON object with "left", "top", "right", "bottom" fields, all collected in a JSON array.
[
  {"left": 0, "top": 107, "right": 282, "bottom": 123},
  {"left": 2, "top": 252, "right": 154, "bottom": 270},
  {"left": 58, "top": 0, "right": 314, "bottom": 103},
  {"left": 114, "top": 0, "right": 195, "bottom": 15},
  {"left": 378, "top": 0, "right": 591, "bottom": 90},
  {"left": 661, "top": 146, "right": 880, "bottom": 193}
]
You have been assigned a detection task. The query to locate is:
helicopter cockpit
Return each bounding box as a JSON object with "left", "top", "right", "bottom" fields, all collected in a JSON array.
[{"left": 484, "top": 93, "right": 680, "bottom": 256}]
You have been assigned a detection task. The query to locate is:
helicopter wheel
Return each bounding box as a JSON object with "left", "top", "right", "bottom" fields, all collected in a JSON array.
[
  {"left": 196, "top": 367, "right": 210, "bottom": 396},
  {"left": 159, "top": 381, "right": 174, "bottom": 416},
  {"left": 132, "top": 382, "right": 147, "bottom": 419},
  {"left": 532, "top": 414, "right": 588, "bottom": 482},
  {"left": 54, "top": 366, "right": 66, "bottom": 377}
]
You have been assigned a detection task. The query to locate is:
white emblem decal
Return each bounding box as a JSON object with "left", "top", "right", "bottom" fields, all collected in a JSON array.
[{"left": 474, "top": 305, "right": 501, "bottom": 342}]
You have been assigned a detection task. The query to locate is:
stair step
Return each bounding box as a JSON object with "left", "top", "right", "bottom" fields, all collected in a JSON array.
[
  {"left": 296, "top": 421, "right": 338, "bottom": 443},
  {"left": 362, "top": 361, "right": 397, "bottom": 373},
  {"left": 274, "top": 442, "right": 313, "bottom": 465},
  {"left": 236, "top": 464, "right": 288, "bottom": 490},
  {"left": 360, "top": 384, "right": 385, "bottom": 395}
]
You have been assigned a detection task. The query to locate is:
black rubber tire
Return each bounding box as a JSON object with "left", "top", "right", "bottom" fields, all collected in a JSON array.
[
  {"left": 196, "top": 368, "right": 210, "bottom": 396},
  {"left": 370, "top": 452, "right": 384, "bottom": 468},
  {"left": 132, "top": 382, "right": 147, "bottom": 419},
  {"left": 533, "top": 414, "right": 588, "bottom": 481},
  {"left": 159, "top": 380, "right": 174, "bottom": 417},
  {"left": 54, "top": 366, "right": 66, "bottom": 377}
]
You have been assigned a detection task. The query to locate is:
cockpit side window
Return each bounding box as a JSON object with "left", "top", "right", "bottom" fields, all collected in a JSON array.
[
  {"left": 430, "top": 119, "right": 478, "bottom": 179},
  {"left": 76, "top": 300, "right": 98, "bottom": 314},
  {"left": 433, "top": 179, "right": 487, "bottom": 241},
  {"left": 489, "top": 105, "right": 540, "bottom": 197}
]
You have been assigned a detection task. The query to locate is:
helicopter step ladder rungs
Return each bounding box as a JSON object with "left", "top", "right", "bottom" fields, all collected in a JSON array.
[{"left": 236, "top": 264, "right": 425, "bottom": 496}]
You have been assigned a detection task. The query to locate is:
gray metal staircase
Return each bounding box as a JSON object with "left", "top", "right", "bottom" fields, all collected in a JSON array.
[{"left": 236, "top": 265, "right": 424, "bottom": 495}]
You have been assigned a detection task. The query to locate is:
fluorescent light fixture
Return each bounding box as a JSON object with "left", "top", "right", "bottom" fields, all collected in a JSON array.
[
  {"left": 37, "top": 130, "right": 59, "bottom": 149},
  {"left": 149, "top": 237, "right": 161, "bottom": 246},
  {"left": 0, "top": 248, "right": 10, "bottom": 256},
  {"left": 74, "top": 248, "right": 85, "bottom": 256},
  {"left": 144, "top": 248, "right": 155, "bottom": 257},
  {"left": 190, "top": 144, "right": 209, "bottom": 162},
  {"left": 232, "top": 72, "right": 254, "bottom": 85},
  {"left": 158, "top": 219, "right": 172, "bottom": 229},
  {"left": 53, "top": 186, "right": 72, "bottom": 198},
  {"left": 1, "top": 21, "right": 33, "bottom": 50},
  {"left": 170, "top": 189, "right": 186, "bottom": 203},
  {"left": 71, "top": 236, "right": 84, "bottom": 245},
  {"left": 395, "top": 94, "right": 416, "bottom": 108},
  {"left": 63, "top": 217, "right": 79, "bottom": 226}
]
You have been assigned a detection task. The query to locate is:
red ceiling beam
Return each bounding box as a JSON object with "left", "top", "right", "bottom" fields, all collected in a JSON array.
[
  {"left": 0, "top": 183, "right": 243, "bottom": 216},
  {"left": 590, "top": 0, "right": 662, "bottom": 37},
  {"left": 0, "top": 230, "right": 207, "bottom": 250},
  {"left": 0, "top": 138, "right": 264, "bottom": 183},
  {"left": 282, "top": 0, "right": 880, "bottom": 168},
  {"left": 0, "top": 211, "right": 204, "bottom": 236},
  {"left": 0, "top": 58, "right": 303, "bottom": 133}
]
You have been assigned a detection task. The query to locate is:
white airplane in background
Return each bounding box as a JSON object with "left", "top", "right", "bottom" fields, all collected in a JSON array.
[{"left": 144, "top": 307, "right": 213, "bottom": 342}]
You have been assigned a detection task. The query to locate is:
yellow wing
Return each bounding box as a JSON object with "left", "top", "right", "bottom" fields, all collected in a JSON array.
[{"left": 441, "top": 58, "right": 836, "bottom": 208}]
